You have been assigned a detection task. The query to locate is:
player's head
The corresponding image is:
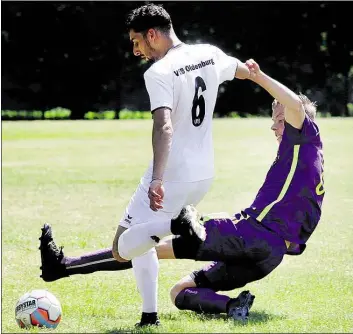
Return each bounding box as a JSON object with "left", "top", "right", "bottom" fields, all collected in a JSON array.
[
  {"left": 126, "top": 3, "right": 173, "bottom": 61},
  {"left": 271, "top": 94, "right": 317, "bottom": 144}
]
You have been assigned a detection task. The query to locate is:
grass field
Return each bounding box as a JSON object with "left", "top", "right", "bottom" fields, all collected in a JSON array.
[{"left": 2, "top": 118, "right": 353, "bottom": 333}]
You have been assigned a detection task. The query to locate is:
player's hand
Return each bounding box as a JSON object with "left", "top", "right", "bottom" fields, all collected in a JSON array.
[
  {"left": 148, "top": 179, "right": 164, "bottom": 211},
  {"left": 245, "top": 59, "right": 262, "bottom": 80}
]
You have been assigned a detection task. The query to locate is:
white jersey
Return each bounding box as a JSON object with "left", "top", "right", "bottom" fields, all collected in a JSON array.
[{"left": 143, "top": 43, "right": 238, "bottom": 182}]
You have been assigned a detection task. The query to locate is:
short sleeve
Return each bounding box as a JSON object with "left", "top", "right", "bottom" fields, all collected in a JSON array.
[
  {"left": 213, "top": 46, "right": 239, "bottom": 83},
  {"left": 284, "top": 114, "right": 321, "bottom": 145},
  {"left": 144, "top": 67, "right": 173, "bottom": 113},
  {"left": 301, "top": 114, "right": 320, "bottom": 139}
]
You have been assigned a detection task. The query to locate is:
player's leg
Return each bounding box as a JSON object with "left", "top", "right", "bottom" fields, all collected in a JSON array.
[
  {"left": 170, "top": 215, "right": 288, "bottom": 321},
  {"left": 39, "top": 221, "right": 130, "bottom": 282},
  {"left": 175, "top": 236, "right": 287, "bottom": 321},
  {"left": 170, "top": 261, "right": 256, "bottom": 321},
  {"left": 172, "top": 207, "right": 287, "bottom": 264},
  {"left": 112, "top": 180, "right": 191, "bottom": 327},
  {"left": 39, "top": 224, "right": 134, "bottom": 282},
  {"left": 122, "top": 203, "right": 231, "bottom": 263},
  {"left": 110, "top": 182, "right": 162, "bottom": 326},
  {"left": 114, "top": 205, "right": 230, "bottom": 265},
  {"left": 116, "top": 179, "right": 212, "bottom": 327},
  {"left": 116, "top": 221, "right": 172, "bottom": 261},
  {"left": 38, "top": 224, "right": 176, "bottom": 282},
  {"left": 117, "top": 205, "right": 206, "bottom": 260},
  {"left": 117, "top": 179, "right": 212, "bottom": 261},
  {"left": 170, "top": 216, "right": 288, "bottom": 320},
  {"left": 112, "top": 225, "right": 129, "bottom": 262}
]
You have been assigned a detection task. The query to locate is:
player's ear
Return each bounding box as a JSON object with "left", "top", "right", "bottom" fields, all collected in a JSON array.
[{"left": 147, "top": 28, "right": 157, "bottom": 42}]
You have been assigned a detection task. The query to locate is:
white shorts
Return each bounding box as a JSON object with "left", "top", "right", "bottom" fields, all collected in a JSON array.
[{"left": 119, "top": 178, "right": 213, "bottom": 229}]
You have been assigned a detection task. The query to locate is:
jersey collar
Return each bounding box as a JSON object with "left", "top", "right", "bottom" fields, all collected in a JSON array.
[{"left": 165, "top": 43, "right": 184, "bottom": 56}]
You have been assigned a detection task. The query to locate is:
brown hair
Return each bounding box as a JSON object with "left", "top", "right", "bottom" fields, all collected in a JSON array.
[
  {"left": 298, "top": 93, "right": 317, "bottom": 120},
  {"left": 271, "top": 94, "right": 317, "bottom": 120}
]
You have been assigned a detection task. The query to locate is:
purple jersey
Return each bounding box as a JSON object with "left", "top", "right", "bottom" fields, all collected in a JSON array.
[{"left": 243, "top": 114, "right": 325, "bottom": 253}]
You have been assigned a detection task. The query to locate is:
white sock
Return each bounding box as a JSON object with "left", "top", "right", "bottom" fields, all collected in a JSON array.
[
  {"left": 132, "top": 248, "right": 159, "bottom": 313},
  {"left": 118, "top": 221, "right": 171, "bottom": 260}
]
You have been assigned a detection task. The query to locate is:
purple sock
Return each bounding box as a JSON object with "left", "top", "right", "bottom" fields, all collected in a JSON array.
[
  {"left": 63, "top": 248, "right": 132, "bottom": 275},
  {"left": 175, "top": 288, "right": 230, "bottom": 314}
]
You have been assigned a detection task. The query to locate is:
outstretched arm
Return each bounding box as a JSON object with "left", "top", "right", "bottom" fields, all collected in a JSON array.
[
  {"left": 234, "top": 61, "right": 252, "bottom": 80},
  {"left": 246, "top": 59, "right": 305, "bottom": 129}
]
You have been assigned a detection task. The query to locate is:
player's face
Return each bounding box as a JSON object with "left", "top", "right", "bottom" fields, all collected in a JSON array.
[
  {"left": 271, "top": 100, "right": 285, "bottom": 144},
  {"left": 129, "top": 29, "right": 159, "bottom": 62}
]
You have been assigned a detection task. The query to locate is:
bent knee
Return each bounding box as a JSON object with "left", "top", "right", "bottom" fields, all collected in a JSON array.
[
  {"left": 170, "top": 275, "right": 196, "bottom": 305},
  {"left": 170, "top": 283, "right": 184, "bottom": 305},
  {"left": 112, "top": 226, "right": 129, "bottom": 262},
  {"left": 112, "top": 248, "right": 129, "bottom": 263},
  {"left": 112, "top": 238, "right": 128, "bottom": 263}
]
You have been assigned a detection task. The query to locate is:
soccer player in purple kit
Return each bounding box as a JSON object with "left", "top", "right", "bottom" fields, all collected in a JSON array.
[{"left": 39, "top": 58, "right": 325, "bottom": 322}]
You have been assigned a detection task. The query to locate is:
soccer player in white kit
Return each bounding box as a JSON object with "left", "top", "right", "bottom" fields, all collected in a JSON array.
[{"left": 112, "top": 3, "right": 252, "bottom": 326}]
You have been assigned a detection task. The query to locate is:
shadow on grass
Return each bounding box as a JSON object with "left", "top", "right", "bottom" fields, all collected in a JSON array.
[
  {"left": 105, "top": 326, "right": 161, "bottom": 334},
  {"left": 192, "top": 309, "right": 286, "bottom": 324},
  {"left": 105, "top": 310, "right": 286, "bottom": 333}
]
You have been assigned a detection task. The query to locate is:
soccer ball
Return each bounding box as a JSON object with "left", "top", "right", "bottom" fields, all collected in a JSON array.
[{"left": 15, "top": 289, "right": 62, "bottom": 329}]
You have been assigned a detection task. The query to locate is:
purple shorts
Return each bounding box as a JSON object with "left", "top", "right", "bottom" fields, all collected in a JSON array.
[{"left": 173, "top": 217, "right": 288, "bottom": 291}]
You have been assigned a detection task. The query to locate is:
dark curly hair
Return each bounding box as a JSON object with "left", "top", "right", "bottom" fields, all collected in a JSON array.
[{"left": 126, "top": 3, "right": 172, "bottom": 34}]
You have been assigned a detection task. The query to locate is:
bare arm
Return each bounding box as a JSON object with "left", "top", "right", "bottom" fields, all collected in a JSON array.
[
  {"left": 234, "top": 61, "right": 252, "bottom": 80},
  {"left": 151, "top": 107, "right": 173, "bottom": 181},
  {"left": 246, "top": 59, "right": 305, "bottom": 129}
]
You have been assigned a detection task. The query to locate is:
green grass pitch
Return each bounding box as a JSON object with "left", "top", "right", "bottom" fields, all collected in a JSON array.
[{"left": 2, "top": 118, "right": 353, "bottom": 333}]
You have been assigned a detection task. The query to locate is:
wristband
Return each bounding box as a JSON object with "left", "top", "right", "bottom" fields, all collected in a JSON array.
[{"left": 151, "top": 178, "right": 163, "bottom": 184}]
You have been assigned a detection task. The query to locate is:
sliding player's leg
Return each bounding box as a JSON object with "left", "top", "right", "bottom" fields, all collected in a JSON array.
[
  {"left": 39, "top": 224, "right": 132, "bottom": 282},
  {"left": 168, "top": 209, "right": 288, "bottom": 321},
  {"left": 171, "top": 231, "right": 288, "bottom": 321},
  {"left": 172, "top": 206, "right": 288, "bottom": 265},
  {"left": 39, "top": 224, "right": 175, "bottom": 282},
  {"left": 170, "top": 261, "right": 256, "bottom": 321}
]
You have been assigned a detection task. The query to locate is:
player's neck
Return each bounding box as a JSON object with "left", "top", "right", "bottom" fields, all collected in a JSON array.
[{"left": 161, "top": 30, "right": 182, "bottom": 58}]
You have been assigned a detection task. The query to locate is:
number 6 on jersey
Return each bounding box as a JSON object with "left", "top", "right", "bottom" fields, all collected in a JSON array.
[{"left": 191, "top": 76, "right": 207, "bottom": 127}]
